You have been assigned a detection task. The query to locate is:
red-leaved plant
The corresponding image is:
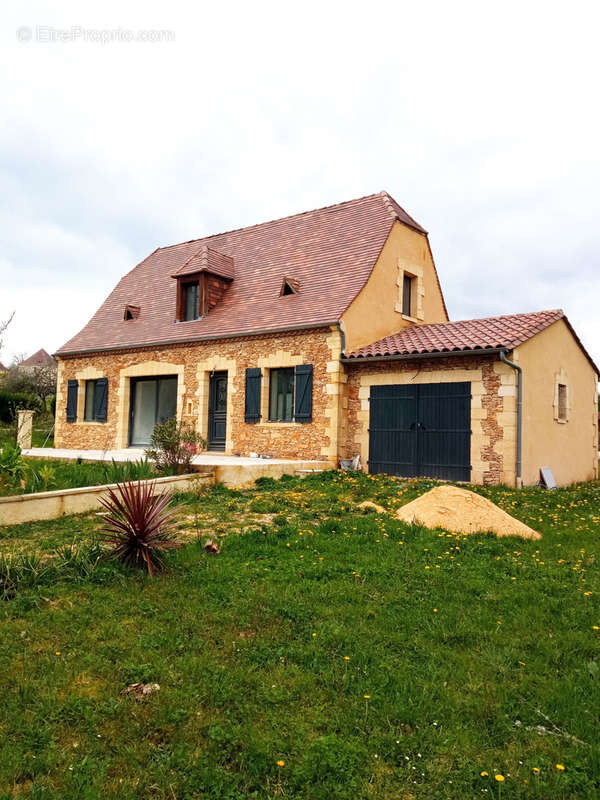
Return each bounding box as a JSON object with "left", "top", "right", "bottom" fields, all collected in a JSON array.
[{"left": 98, "top": 480, "right": 181, "bottom": 575}]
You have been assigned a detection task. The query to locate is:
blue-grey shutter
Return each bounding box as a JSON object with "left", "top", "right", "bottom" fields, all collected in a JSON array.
[
  {"left": 94, "top": 378, "right": 108, "bottom": 422},
  {"left": 245, "top": 368, "right": 261, "bottom": 423},
  {"left": 66, "top": 380, "right": 78, "bottom": 423},
  {"left": 294, "top": 364, "right": 313, "bottom": 423}
]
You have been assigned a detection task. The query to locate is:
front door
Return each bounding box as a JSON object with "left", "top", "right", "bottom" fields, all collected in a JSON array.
[
  {"left": 208, "top": 371, "right": 228, "bottom": 451},
  {"left": 368, "top": 382, "right": 471, "bottom": 481},
  {"left": 129, "top": 376, "right": 178, "bottom": 447}
]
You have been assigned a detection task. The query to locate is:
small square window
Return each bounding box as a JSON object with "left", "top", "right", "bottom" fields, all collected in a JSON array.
[
  {"left": 84, "top": 380, "right": 97, "bottom": 421},
  {"left": 557, "top": 383, "right": 568, "bottom": 421},
  {"left": 269, "top": 368, "right": 295, "bottom": 421}
]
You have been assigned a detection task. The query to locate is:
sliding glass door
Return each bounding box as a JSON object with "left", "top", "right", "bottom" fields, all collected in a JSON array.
[{"left": 129, "top": 376, "right": 177, "bottom": 447}]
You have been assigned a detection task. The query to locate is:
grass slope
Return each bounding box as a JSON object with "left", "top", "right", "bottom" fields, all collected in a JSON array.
[{"left": 0, "top": 472, "right": 599, "bottom": 799}]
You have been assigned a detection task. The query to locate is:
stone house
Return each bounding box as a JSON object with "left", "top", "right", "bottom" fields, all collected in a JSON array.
[{"left": 54, "top": 192, "right": 598, "bottom": 486}]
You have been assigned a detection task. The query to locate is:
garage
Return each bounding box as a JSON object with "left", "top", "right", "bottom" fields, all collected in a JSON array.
[{"left": 368, "top": 381, "right": 472, "bottom": 481}]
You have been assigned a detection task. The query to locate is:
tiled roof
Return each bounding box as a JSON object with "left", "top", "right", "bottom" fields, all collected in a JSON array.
[
  {"left": 57, "top": 192, "right": 436, "bottom": 355},
  {"left": 346, "top": 309, "right": 585, "bottom": 360},
  {"left": 20, "top": 348, "right": 56, "bottom": 367},
  {"left": 172, "top": 246, "right": 234, "bottom": 281}
]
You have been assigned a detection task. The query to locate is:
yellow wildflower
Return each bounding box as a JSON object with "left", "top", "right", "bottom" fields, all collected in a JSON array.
[
  {"left": 495, "top": 774, "right": 505, "bottom": 782},
  {"left": 556, "top": 764, "right": 565, "bottom": 771}
]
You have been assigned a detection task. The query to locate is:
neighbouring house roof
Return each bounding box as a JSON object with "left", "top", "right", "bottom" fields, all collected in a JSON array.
[
  {"left": 20, "top": 348, "right": 56, "bottom": 368},
  {"left": 344, "top": 309, "right": 599, "bottom": 375},
  {"left": 56, "top": 192, "right": 441, "bottom": 355}
]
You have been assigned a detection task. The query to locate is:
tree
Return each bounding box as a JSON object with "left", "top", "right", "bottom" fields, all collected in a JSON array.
[{"left": 0, "top": 311, "right": 15, "bottom": 362}]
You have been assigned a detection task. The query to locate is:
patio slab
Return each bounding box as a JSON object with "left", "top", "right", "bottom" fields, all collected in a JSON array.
[{"left": 22, "top": 447, "right": 334, "bottom": 488}]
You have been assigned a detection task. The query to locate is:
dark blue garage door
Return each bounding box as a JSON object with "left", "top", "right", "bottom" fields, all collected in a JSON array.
[{"left": 368, "top": 382, "right": 471, "bottom": 481}]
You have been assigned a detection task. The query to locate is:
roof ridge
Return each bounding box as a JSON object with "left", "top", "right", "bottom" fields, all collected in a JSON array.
[{"left": 156, "top": 192, "right": 387, "bottom": 252}]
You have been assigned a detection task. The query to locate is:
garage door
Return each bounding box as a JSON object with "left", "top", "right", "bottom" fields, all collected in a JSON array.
[{"left": 368, "top": 382, "right": 471, "bottom": 481}]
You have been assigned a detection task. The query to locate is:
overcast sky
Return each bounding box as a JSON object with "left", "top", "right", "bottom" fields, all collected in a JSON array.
[{"left": 1, "top": 0, "right": 599, "bottom": 366}]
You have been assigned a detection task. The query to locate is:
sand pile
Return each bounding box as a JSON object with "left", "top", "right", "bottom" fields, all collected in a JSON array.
[{"left": 395, "top": 485, "right": 540, "bottom": 539}]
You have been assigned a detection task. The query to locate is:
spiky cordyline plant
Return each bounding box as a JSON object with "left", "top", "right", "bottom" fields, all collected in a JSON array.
[{"left": 98, "top": 480, "right": 180, "bottom": 575}]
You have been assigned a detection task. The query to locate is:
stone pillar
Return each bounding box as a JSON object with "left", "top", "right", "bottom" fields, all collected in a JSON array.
[{"left": 16, "top": 410, "right": 34, "bottom": 450}]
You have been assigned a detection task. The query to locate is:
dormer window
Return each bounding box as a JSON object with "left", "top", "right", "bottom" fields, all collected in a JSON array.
[
  {"left": 124, "top": 304, "right": 140, "bottom": 321},
  {"left": 280, "top": 277, "right": 299, "bottom": 296},
  {"left": 402, "top": 274, "right": 414, "bottom": 316},
  {"left": 184, "top": 282, "right": 200, "bottom": 321},
  {"left": 172, "top": 246, "right": 234, "bottom": 323}
]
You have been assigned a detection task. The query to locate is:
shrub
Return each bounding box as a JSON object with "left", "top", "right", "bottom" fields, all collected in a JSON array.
[
  {"left": 0, "top": 391, "right": 43, "bottom": 423},
  {"left": 145, "top": 418, "right": 206, "bottom": 474},
  {"left": 98, "top": 480, "right": 181, "bottom": 575},
  {"left": 0, "top": 442, "right": 29, "bottom": 489}
]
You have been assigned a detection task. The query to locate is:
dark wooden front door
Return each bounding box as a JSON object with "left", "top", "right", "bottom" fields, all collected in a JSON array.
[
  {"left": 368, "top": 382, "right": 471, "bottom": 481},
  {"left": 208, "top": 371, "right": 228, "bottom": 451}
]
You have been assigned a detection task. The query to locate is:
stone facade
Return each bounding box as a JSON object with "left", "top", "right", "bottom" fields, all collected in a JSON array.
[
  {"left": 343, "top": 354, "right": 518, "bottom": 486},
  {"left": 55, "top": 327, "right": 344, "bottom": 462}
]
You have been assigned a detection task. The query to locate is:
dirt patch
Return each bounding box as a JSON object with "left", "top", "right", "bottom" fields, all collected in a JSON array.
[
  {"left": 357, "top": 500, "right": 387, "bottom": 514},
  {"left": 396, "top": 485, "right": 541, "bottom": 539}
]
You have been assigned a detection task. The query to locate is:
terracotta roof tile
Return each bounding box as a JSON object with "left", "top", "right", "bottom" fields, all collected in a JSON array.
[
  {"left": 57, "top": 191, "right": 432, "bottom": 355},
  {"left": 346, "top": 310, "right": 567, "bottom": 358},
  {"left": 20, "top": 348, "right": 56, "bottom": 367}
]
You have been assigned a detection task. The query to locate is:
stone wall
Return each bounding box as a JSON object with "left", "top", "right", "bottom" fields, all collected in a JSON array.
[
  {"left": 343, "top": 354, "right": 517, "bottom": 486},
  {"left": 55, "top": 327, "right": 344, "bottom": 461}
]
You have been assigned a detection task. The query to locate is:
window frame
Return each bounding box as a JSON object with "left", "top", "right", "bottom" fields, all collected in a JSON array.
[
  {"left": 557, "top": 383, "right": 568, "bottom": 422},
  {"left": 268, "top": 367, "right": 295, "bottom": 422},
  {"left": 183, "top": 281, "right": 200, "bottom": 321}
]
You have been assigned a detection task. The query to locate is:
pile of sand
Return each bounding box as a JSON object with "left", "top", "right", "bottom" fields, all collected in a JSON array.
[{"left": 395, "top": 484, "right": 540, "bottom": 539}]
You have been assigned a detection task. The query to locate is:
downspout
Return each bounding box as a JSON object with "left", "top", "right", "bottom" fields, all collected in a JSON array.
[
  {"left": 499, "top": 349, "right": 522, "bottom": 488},
  {"left": 336, "top": 321, "right": 346, "bottom": 356}
]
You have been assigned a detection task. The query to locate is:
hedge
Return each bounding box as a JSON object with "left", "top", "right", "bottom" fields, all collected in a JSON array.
[{"left": 0, "top": 391, "right": 43, "bottom": 423}]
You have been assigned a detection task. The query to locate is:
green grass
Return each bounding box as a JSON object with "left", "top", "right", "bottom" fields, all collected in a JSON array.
[
  {"left": 0, "top": 457, "right": 156, "bottom": 497},
  {"left": 0, "top": 472, "right": 599, "bottom": 799},
  {"left": 0, "top": 424, "right": 54, "bottom": 449}
]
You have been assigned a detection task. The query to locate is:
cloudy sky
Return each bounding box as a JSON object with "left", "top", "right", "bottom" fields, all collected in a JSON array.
[{"left": 1, "top": 0, "right": 599, "bottom": 365}]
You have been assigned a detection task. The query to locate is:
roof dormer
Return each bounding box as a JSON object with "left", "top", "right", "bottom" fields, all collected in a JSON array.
[
  {"left": 172, "top": 246, "right": 234, "bottom": 322},
  {"left": 280, "top": 277, "right": 299, "bottom": 296}
]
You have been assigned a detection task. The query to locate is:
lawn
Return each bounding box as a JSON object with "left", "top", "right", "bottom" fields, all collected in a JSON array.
[
  {"left": 0, "top": 472, "right": 599, "bottom": 799},
  {"left": 0, "top": 424, "right": 54, "bottom": 449},
  {"left": 0, "top": 456, "right": 156, "bottom": 497}
]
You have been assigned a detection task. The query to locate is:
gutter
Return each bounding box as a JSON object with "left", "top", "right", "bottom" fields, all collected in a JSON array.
[
  {"left": 340, "top": 347, "right": 506, "bottom": 364},
  {"left": 54, "top": 320, "right": 339, "bottom": 359},
  {"left": 499, "top": 349, "right": 523, "bottom": 489}
]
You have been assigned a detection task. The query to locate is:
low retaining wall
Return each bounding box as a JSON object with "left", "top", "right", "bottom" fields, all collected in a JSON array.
[
  {"left": 193, "top": 460, "right": 333, "bottom": 488},
  {"left": 0, "top": 473, "right": 214, "bottom": 527}
]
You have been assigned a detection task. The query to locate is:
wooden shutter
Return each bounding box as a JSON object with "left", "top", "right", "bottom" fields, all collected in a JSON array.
[
  {"left": 245, "top": 368, "right": 262, "bottom": 423},
  {"left": 66, "top": 380, "right": 78, "bottom": 423},
  {"left": 294, "top": 364, "right": 313, "bottom": 423},
  {"left": 94, "top": 378, "right": 108, "bottom": 423}
]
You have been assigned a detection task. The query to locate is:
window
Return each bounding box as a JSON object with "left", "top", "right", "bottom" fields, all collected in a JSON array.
[
  {"left": 184, "top": 282, "right": 199, "bottom": 321},
  {"left": 124, "top": 304, "right": 140, "bottom": 320},
  {"left": 558, "top": 383, "right": 568, "bottom": 422},
  {"left": 402, "top": 274, "right": 413, "bottom": 316},
  {"left": 83, "top": 378, "right": 108, "bottom": 423},
  {"left": 269, "top": 367, "right": 295, "bottom": 421},
  {"left": 84, "top": 380, "right": 97, "bottom": 421}
]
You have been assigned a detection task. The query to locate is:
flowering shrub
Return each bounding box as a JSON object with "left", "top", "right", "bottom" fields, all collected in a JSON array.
[{"left": 145, "top": 418, "right": 206, "bottom": 474}]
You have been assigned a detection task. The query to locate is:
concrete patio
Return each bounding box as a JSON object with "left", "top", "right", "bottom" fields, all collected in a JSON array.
[{"left": 22, "top": 447, "right": 334, "bottom": 488}]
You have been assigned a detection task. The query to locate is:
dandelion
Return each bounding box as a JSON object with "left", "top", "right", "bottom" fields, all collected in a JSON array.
[
  {"left": 277, "top": 760, "right": 285, "bottom": 767},
  {"left": 55, "top": 651, "right": 61, "bottom": 656},
  {"left": 364, "top": 694, "right": 371, "bottom": 699},
  {"left": 480, "top": 771, "right": 489, "bottom": 777},
  {"left": 312, "top": 632, "right": 317, "bottom": 637},
  {"left": 433, "top": 608, "right": 438, "bottom": 613},
  {"left": 555, "top": 764, "right": 565, "bottom": 771},
  {"left": 495, "top": 774, "right": 505, "bottom": 782},
  {"left": 344, "top": 656, "right": 350, "bottom": 661},
  {"left": 532, "top": 767, "right": 540, "bottom": 774}
]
